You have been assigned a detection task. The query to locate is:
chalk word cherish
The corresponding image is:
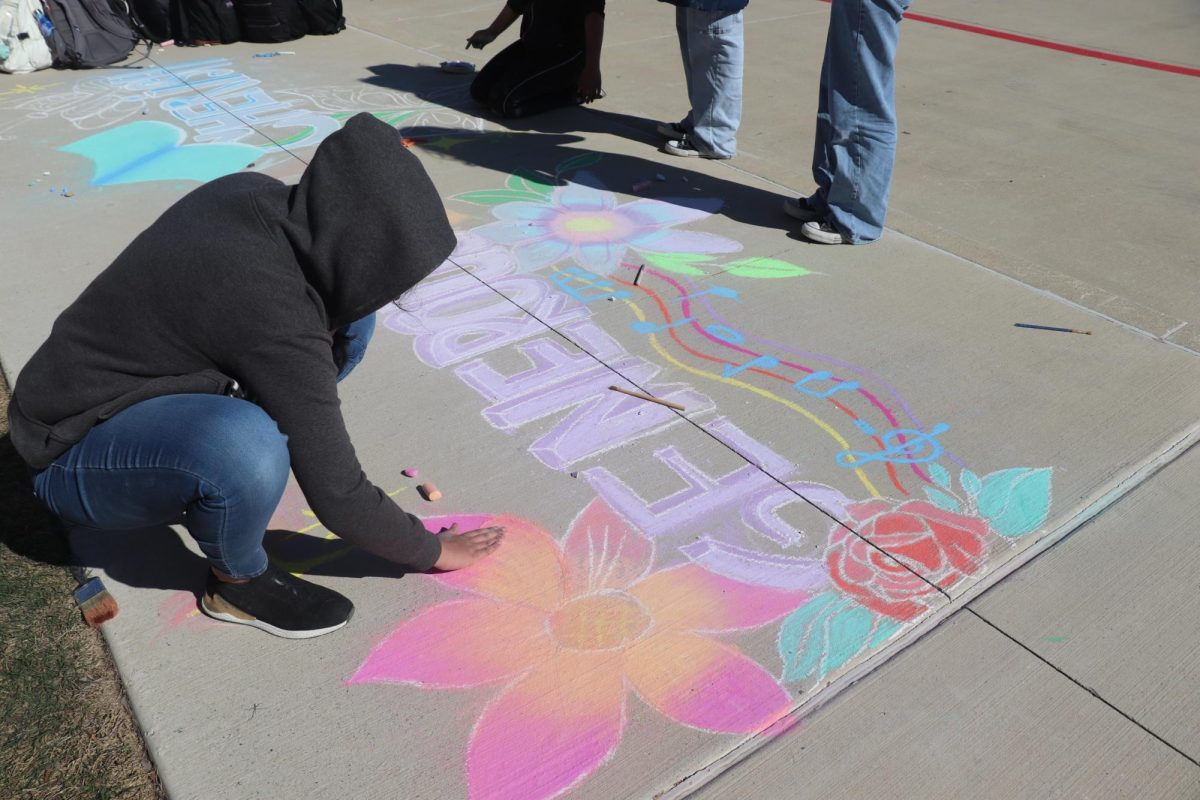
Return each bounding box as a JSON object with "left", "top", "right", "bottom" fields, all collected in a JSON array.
[{"left": 383, "top": 232, "right": 839, "bottom": 593}]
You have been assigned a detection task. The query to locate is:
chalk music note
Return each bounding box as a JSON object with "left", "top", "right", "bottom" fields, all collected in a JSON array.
[
  {"left": 836, "top": 422, "right": 950, "bottom": 467},
  {"left": 722, "top": 354, "right": 780, "bottom": 377},
  {"left": 705, "top": 324, "right": 744, "bottom": 345},
  {"left": 630, "top": 317, "right": 696, "bottom": 334},
  {"left": 793, "top": 370, "right": 860, "bottom": 398},
  {"left": 552, "top": 267, "right": 632, "bottom": 304},
  {"left": 679, "top": 286, "right": 740, "bottom": 303}
]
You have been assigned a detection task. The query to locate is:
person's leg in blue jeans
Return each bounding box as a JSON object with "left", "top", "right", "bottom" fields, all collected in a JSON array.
[
  {"left": 32, "top": 316, "right": 376, "bottom": 636},
  {"left": 34, "top": 394, "right": 290, "bottom": 579},
  {"left": 805, "top": 0, "right": 911, "bottom": 244},
  {"left": 667, "top": 6, "right": 744, "bottom": 159}
]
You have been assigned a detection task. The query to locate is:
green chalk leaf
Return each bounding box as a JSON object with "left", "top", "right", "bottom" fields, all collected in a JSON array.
[
  {"left": 452, "top": 189, "right": 547, "bottom": 206},
  {"left": 554, "top": 152, "right": 602, "bottom": 176},
  {"left": 640, "top": 251, "right": 714, "bottom": 276},
  {"left": 724, "top": 258, "right": 811, "bottom": 279},
  {"left": 506, "top": 168, "right": 556, "bottom": 197}
]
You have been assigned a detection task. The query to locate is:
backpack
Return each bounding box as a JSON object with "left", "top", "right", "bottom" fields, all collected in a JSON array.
[
  {"left": 42, "top": 0, "right": 138, "bottom": 67},
  {"left": 128, "top": 0, "right": 168, "bottom": 41},
  {"left": 235, "top": 0, "right": 305, "bottom": 42},
  {"left": 0, "top": 0, "right": 53, "bottom": 72},
  {"left": 169, "top": 0, "right": 238, "bottom": 44},
  {"left": 296, "top": 0, "right": 340, "bottom": 35}
]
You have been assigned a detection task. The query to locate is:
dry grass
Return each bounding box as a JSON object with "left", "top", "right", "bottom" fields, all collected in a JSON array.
[{"left": 0, "top": 371, "right": 165, "bottom": 800}]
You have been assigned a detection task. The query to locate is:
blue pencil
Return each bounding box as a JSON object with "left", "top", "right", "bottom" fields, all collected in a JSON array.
[{"left": 1014, "top": 323, "right": 1092, "bottom": 335}]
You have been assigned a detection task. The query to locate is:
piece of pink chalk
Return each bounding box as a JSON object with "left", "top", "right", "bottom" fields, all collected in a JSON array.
[{"left": 402, "top": 467, "right": 419, "bottom": 478}]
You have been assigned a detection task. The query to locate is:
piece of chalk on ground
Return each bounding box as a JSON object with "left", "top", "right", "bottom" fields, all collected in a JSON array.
[
  {"left": 633, "top": 264, "right": 645, "bottom": 285},
  {"left": 418, "top": 483, "right": 442, "bottom": 501},
  {"left": 1014, "top": 322, "right": 1092, "bottom": 335},
  {"left": 608, "top": 385, "right": 686, "bottom": 411},
  {"left": 402, "top": 467, "right": 419, "bottom": 477}
]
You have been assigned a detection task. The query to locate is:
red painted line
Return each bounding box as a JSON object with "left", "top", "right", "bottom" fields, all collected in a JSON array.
[{"left": 814, "top": 0, "right": 1200, "bottom": 78}]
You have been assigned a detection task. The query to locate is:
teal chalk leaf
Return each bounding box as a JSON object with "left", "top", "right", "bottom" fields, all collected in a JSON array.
[
  {"left": 923, "top": 486, "right": 961, "bottom": 513},
  {"left": 452, "top": 189, "right": 547, "bottom": 205},
  {"left": 723, "top": 258, "right": 811, "bottom": 279},
  {"left": 506, "top": 168, "right": 556, "bottom": 197},
  {"left": 977, "top": 467, "right": 1053, "bottom": 537},
  {"left": 640, "top": 251, "right": 714, "bottom": 276},
  {"left": 59, "top": 121, "right": 262, "bottom": 187},
  {"left": 869, "top": 618, "right": 902, "bottom": 648},
  {"left": 554, "top": 151, "right": 603, "bottom": 176},
  {"left": 778, "top": 592, "right": 876, "bottom": 684},
  {"left": 928, "top": 463, "right": 951, "bottom": 489},
  {"left": 960, "top": 469, "right": 982, "bottom": 498}
]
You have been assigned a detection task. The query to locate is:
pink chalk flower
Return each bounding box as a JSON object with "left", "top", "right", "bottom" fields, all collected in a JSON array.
[
  {"left": 349, "top": 499, "right": 805, "bottom": 800},
  {"left": 473, "top": 175, "right": 741, "bottom": 276}
]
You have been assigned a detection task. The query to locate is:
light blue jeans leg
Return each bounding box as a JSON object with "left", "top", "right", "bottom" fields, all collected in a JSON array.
[
  {"left": 808, "top": 0, "right": 910, "bottom": 244},
  {"left": 678, "top": 6, "right": 744, "bottom": 158}
]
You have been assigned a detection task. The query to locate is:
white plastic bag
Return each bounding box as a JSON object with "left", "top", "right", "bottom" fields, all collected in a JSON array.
[{"left": 0, "top": 0, "right": 53, "bottom": 73}]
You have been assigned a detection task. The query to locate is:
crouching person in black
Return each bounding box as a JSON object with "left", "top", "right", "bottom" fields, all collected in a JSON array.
[
  {"left": 467, "top": 0, "right": 606, "bottom": 118},
  {"left": 7, "top": 114, "right": 504, "bottom": 640}
]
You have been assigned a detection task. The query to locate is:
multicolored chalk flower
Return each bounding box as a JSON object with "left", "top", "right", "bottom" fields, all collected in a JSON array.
[
  {"left": 349, "top": 499, "right": 806, "bottom": 800},
  {"left": 469, "top": 175, "right": 741, "bottom": 276}
]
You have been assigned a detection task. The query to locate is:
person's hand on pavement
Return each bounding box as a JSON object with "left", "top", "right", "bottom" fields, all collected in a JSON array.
[{"left": 432, "top": 524, "right": 505, "bottom": 570}]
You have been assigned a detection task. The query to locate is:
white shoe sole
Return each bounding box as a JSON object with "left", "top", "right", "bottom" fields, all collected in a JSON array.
[
  {"left": 201, "top": 597, "right": 350, "bottom": 639},
  {"left": 801, "top": 221, "right": 849, "bottom": 245}
]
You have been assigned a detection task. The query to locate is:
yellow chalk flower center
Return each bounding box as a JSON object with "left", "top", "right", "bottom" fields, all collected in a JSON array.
[
  {"left": 550, "top": 591, "right": 651, "bottom": 650},
  {"left": 560, "top": 213, "right": 615, "bottom": 234}
]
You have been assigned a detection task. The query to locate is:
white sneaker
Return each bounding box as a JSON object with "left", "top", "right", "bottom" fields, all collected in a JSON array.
[
  {"left": 663, "top": 136, "right": 730, "bottom": 159},
  {"left": 801, "top": 220, "right": 852, "bottom": 245},
  {"left": 656, "top": 120, "right": 687, "bottom": 139}
]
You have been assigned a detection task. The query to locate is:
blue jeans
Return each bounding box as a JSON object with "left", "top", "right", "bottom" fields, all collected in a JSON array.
[
  {"left": 676, "top": 7, "right": 744, "bottom": 159},
  {"left": 808, "top": 0, "right": 911, "bottom": 244},
  {"left": 33, "top": 314, "right": 376, "bottom": 579}
]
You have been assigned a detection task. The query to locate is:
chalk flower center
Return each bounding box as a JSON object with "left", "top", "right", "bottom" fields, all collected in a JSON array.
[
  {"left": 553, "top": 211, "right": 632, "bottom": 242},
  {"left": 550, "top": 591, "right": 652, "bottom": 650}
]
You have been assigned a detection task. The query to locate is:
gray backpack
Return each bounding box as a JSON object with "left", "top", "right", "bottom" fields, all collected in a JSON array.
[{"left": 42, "top": 0, "right": 138, "bottom": 68}]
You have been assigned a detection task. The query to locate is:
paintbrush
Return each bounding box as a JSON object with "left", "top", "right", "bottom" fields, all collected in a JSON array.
[
  {"left": 74, "top": 576, "right": 119, "bottom": 627},
  {"left": 1014, "top": 323, "right": 1092, "bottom": 335}
]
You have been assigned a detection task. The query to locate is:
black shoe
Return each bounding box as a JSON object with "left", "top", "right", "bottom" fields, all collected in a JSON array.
[{"left": 201, "top": 564, "right": 354, "bottom": 639}]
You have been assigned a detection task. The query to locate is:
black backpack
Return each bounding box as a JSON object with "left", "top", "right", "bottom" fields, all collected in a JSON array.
[
  {"left": 169, "top": 0, "right": 238, "bottom": 44},
  {"left": 297, "top": 0, "right": 340, "bottom": 34},
  {"left": 235, "top": 0, "right": 304, "bottom": 42},
  {"left": 128, "top": 0, "right": 168, "bottom": 41},
  {"left": 42, "top": 0, "right": 139, "bottom": 67}
]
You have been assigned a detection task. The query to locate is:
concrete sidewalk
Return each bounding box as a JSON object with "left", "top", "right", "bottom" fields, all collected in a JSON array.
[{"left": 1, "top": 1, "right": 1198, "bottom": 797}]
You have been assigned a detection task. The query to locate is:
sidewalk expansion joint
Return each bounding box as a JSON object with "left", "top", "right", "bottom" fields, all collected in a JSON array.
[{"left": 967, "top": 608, "right": 1200, "bottom": 768}]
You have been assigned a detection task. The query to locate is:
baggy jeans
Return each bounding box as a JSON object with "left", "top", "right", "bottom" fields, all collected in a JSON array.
[
  {"left": 676, "top": 6, "right": 744, "bottom": 159},
  {"left": 32, "top": 314, "right": 377, "bottom": 579},
  {"left": 808, "top": 0, "right": 911, "bottom": 244}
]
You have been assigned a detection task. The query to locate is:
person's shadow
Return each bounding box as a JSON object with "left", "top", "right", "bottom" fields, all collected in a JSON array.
[{"left": 362, "top": 63, "right": 802, "bottom": 237}]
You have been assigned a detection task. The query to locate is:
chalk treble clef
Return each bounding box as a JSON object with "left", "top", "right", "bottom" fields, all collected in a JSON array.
[{"left": 836, "top": 423, "right": 950, "bottom": 467}]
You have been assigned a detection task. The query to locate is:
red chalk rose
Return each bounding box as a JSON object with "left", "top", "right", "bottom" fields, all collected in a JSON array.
[{"left": 826, "top": 499, "right": 989, "bottom": 621}]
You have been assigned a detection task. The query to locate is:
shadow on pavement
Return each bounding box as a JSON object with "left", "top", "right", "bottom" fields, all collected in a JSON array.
[{"left": 363, "top": 63, "right": 801, "bottom": 236}]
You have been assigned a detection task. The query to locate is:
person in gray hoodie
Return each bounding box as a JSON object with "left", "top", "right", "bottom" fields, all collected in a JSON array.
[{"left": 7, "top": 113, "right": 504, "bottom": 639}]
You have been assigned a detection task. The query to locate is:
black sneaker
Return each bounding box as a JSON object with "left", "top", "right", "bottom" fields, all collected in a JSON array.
[
  {"left": 201, "top": 564, "right": 354, "bottom": 639},
  {"left": 656, "top": 120, "right": 688, "bottom": 139},
  {"left": 783, "top": 196, "right": 823, "bottom": 222}
]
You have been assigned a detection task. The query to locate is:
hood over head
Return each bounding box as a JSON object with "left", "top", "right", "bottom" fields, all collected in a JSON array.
[{"left": 282, "top": 113, "right": 457, "bottom": 329}]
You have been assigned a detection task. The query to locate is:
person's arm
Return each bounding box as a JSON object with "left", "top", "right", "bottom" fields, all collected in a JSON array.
[
  {"left": 228, "top": 328, "right": 502, "bottom": 571},
  {"left": 467, "top": 2, "right": 521, "bottom": 49},
  {"left": 578, "top": 11, "right": 605, "bottom": 102}
]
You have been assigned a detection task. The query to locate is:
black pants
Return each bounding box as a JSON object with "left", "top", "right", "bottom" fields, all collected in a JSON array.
[{"left": 470, "top": 41, "right": 584, "bottom": 118}]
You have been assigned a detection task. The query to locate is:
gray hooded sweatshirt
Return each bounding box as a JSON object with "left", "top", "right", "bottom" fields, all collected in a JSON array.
[{"left": 7, "top": 113, "right": 456, "bottom": 571}]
